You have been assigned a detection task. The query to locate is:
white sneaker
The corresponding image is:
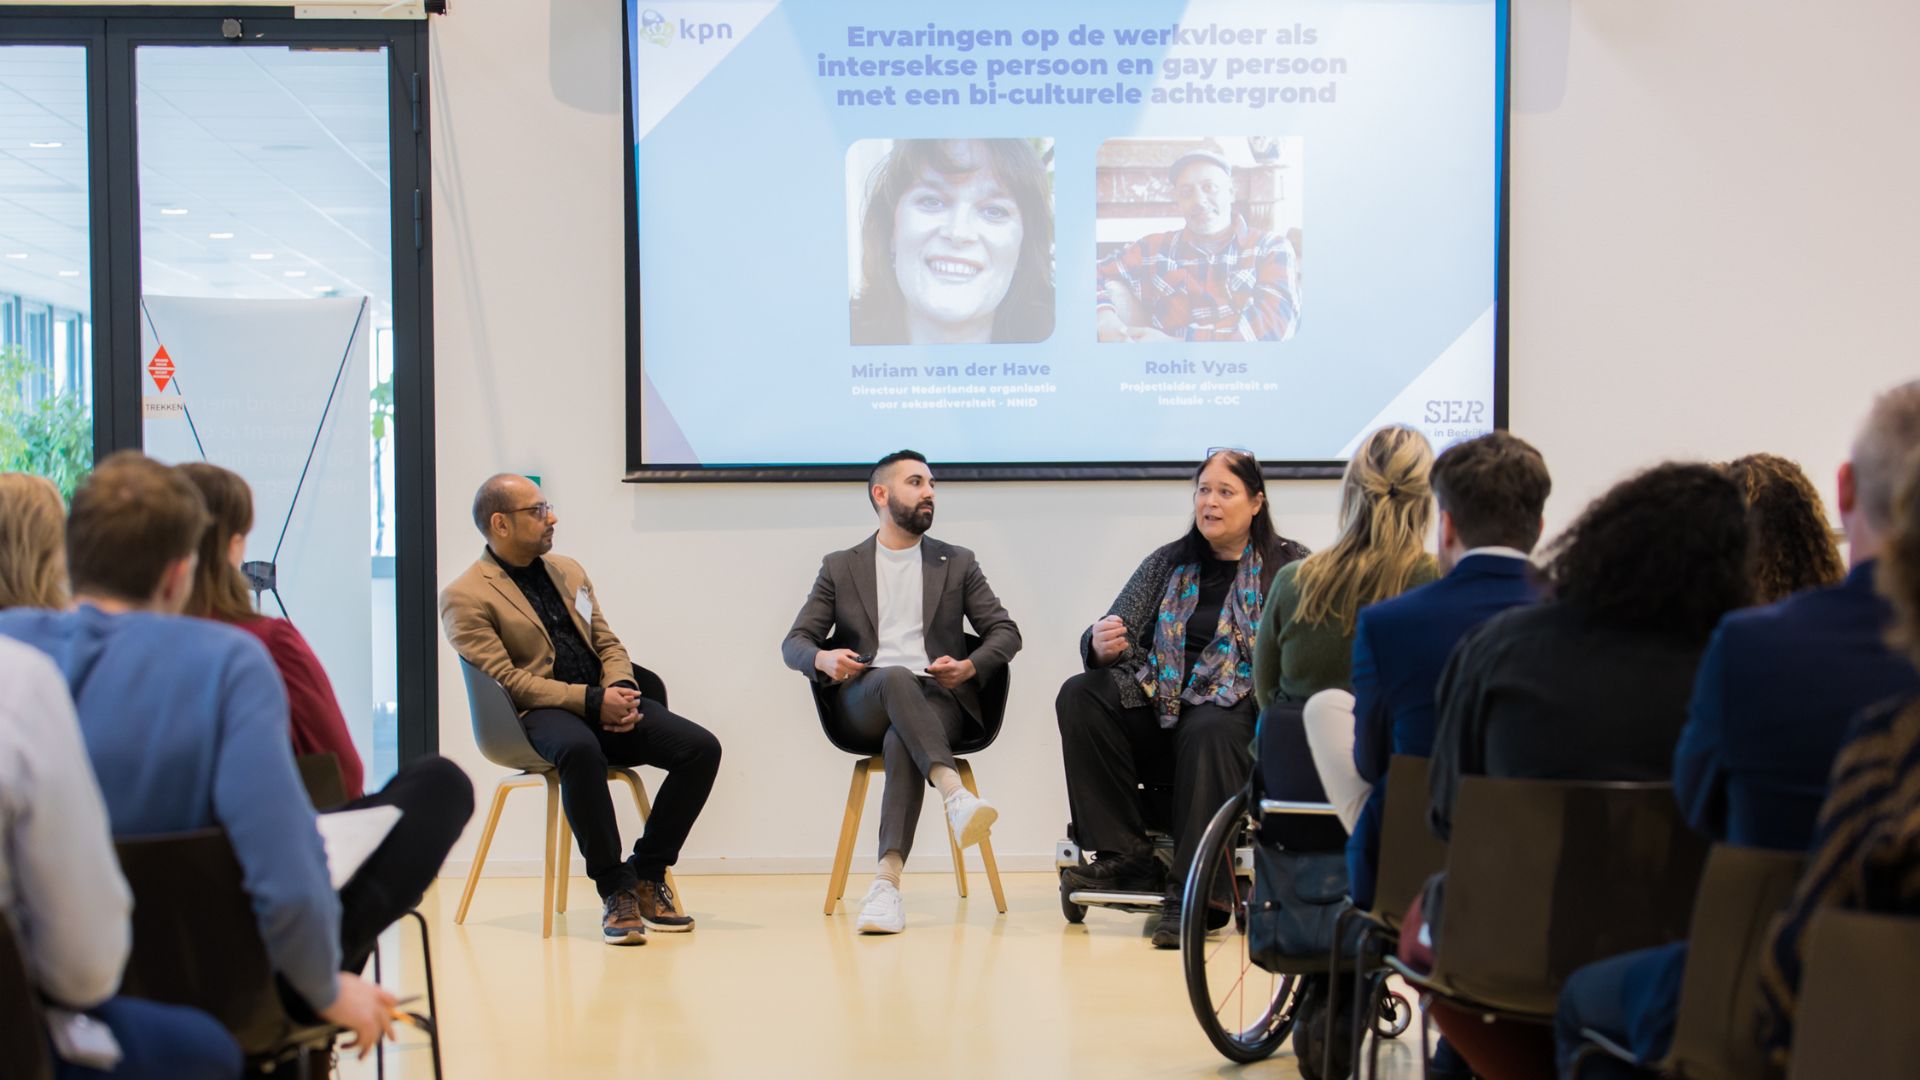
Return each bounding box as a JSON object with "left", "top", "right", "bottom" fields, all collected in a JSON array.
[
  {"left": 945, "top": 788, "right": 998, "bottom": 849},
  {"left": 855, "top": 880, "right": 905, "bottom": 934}
]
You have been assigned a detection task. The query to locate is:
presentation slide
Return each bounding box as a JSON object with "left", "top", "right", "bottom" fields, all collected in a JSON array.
[{"left": 627, "top": 0, "right": 1503, "bottom": 475}]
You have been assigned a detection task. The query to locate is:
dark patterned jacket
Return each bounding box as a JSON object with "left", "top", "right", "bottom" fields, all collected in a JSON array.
[{"left": 1077, "top": 535, "right": 1309, "bottom": 709}]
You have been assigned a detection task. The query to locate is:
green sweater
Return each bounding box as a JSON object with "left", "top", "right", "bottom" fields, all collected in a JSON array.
[{"left": 1253, "top": 556, "right": 1441, "bottom": 709}]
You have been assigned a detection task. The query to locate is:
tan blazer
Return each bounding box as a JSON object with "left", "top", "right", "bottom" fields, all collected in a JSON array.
[{"left": 440, "top": 547, "right": 636, "bottom": 717}]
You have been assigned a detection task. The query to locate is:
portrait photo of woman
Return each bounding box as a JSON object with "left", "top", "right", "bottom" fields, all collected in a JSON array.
[{"left": 847, "top": 137, "right": 1055, "bottom": 346}]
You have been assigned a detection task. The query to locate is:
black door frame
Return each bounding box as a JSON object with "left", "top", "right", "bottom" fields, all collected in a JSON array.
[{"left": 1, "top": 8, "right": 439, "bottom": 762}]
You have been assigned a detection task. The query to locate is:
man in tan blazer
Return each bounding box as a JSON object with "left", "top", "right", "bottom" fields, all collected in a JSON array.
[
  {"left": 442, "top": 473, "right": 720, "bottom": 946},
  {"left": 782, "top": 450, "right": 1021, "bottom": 934}
]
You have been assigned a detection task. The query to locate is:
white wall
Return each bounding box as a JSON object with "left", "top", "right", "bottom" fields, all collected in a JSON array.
[{"left": 428, "top": 0, "right": 1920, "bottom": 876}]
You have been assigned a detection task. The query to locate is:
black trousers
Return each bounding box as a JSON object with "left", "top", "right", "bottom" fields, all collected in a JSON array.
[
  {"left": 831, "top": 666, "right": 968, "bottom": 861},
  {"left": 1055, "top": 670, "right": 1256, "bottom": 883},
  {"left": 336, "top": 755, "right": 475, "bottom": 975},
  {"left": 522, "top": 700, "right": 722, "bottom": 899}
]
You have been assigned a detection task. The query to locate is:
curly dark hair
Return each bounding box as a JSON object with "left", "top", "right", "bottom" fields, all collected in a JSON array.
[
  {"left": 1724, "top": 453, "right": 1845, "bottom": 604},
  {"left": 1880, "top": 446, "right": 1920, "bottom": 669},
  {"left": 1539, "top": 462, "right": 1751, "bottom": 643}
]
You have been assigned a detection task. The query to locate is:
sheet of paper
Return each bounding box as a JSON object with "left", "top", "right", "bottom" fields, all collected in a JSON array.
[{"left": 316, "top": 805, "right": 403, "bottom": 890}]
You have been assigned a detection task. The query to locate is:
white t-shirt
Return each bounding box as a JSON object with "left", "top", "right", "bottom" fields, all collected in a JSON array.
[{"left": 871, "top": 539, "right": 933, "bottom": 673}]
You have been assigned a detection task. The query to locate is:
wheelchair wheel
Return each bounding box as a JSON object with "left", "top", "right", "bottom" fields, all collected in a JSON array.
[
  {"left": 1059, "top": 870, "right": 1088, "bottom": 924},
  {"left": 1181, "top": 789, "right": 1300, "bottom": 1063},
  {"left": 1374, "top": 989, "right": 1412, "bottom": 1038}
]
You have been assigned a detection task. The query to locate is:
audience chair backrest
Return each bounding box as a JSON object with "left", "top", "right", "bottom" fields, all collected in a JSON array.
[
  {"left": 295, "top": 752, "right": 350, "bottom": 811},
  {"left": 0, "top": 914, "right": 51, "bottom": 1080},
  {"left": 1665, "top": 844, "right": 1804, "bottom": 1080},
  {"left": 1435, "top": 777, "right": 1707, "bottom": 1016},
  {"left": 1372, "top": 755, "right": 1448, "bottom": 926},
  {"left": 458, "top": 657, "right": 552, "bottom": 773},
  {"left": 114, "top": 828, "right": 307, "bottom": 1055},
  {"left": 812, "top": 633, "right": 1007, "bottom": 757},
  {"left": 1786, "top": 909, "right": 1920, "bottom": 1079}
]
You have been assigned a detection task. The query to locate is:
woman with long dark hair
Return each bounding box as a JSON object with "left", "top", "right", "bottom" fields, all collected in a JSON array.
[
  {"left": 850, "top": 138, "right": 1054, "bottom": 345},
  {"left": 1724, "top": 452, "right": 1845, "bottom": 603},
  {"left": 179, "top": 462, "right": 366, "bottom": 799},
  {"left": 1055, "top": 448, "right": 1309, "bottom": 948}
]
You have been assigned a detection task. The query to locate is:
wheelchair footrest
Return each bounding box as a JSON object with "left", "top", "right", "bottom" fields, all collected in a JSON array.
[{"left": 1067, "top": 890, "right": 1167, "bottom": 908}]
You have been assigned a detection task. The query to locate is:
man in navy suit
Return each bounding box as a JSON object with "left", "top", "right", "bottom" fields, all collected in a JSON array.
[
  {"left": 1555, "top": 380, "right": 1920, "bottom": 1079},
  {"left": 1340, "top": 431, "right": 1552, "bottom": 909}
]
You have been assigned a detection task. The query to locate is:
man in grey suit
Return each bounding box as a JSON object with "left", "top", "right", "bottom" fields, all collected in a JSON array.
[{"left": 783, "top": 449, "right": 1022, "bottom": 934}]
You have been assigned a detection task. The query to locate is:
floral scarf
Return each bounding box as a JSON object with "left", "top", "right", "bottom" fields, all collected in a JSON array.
[{"left": 1136, "top": 544, "right": 1264, "bottom": 727}]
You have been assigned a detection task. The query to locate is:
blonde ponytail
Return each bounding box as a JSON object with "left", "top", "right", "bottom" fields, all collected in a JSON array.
[{"left": 1294, "top": 425, "right": 1437, "bottom": 634}]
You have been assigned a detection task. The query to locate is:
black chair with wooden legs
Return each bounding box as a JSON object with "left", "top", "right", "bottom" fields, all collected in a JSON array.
[{"left": 813, "top": 635, "right": 1009, "bottom": 916}]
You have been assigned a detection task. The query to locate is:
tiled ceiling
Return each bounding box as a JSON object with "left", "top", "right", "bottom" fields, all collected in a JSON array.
[{"left": 0, "top": 43, "right": 393, "bottom": 323}]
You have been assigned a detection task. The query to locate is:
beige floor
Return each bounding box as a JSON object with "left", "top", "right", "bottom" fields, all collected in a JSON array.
[{"left": 336, "top": 871, "right": 1425, "bottom": 1080}]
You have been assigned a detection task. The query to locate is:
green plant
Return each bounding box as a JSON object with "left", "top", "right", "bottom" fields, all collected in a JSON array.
[
  {"left": 0, "top": 345, "right": 92, "bottom": 500},
  {"left": 370, "top": 375, "right": 395, "bottom": 553}
]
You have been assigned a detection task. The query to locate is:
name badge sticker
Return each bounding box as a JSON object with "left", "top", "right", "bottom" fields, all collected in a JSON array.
[{"left": 574, "top": 587, "right": 593, "bottom": 622}]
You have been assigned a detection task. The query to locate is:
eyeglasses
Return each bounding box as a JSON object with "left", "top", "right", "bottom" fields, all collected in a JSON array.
[
  {"left": 1205, "top": 446, "right": 1253, "bottom": 459},
  {"left": 503, "top": 502, "right": 555, "bottom": 520},
  {"left": 1174, "top": 179, "right": 1229, "bottom": 200}
]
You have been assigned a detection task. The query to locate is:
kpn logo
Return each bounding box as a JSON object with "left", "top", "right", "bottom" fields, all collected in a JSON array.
[{"left": 639, "top": 9, "right": 735, "bottom": 47}]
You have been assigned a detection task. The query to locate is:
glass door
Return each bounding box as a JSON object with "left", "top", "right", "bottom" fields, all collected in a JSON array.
[
  {"left": 133, "top": 39, "right": 403, "bottom": 786},
  {"left": 0, "top": 44, "right": 94, "bottom": 498}
]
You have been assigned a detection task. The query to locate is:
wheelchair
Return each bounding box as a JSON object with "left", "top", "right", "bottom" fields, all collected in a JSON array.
[
  {"left": 1055, "top": 783, "right": 1181, "bottom": 924},
  {"left": 1177, "top": 705, "right": 1413, "bottom": 1077}
]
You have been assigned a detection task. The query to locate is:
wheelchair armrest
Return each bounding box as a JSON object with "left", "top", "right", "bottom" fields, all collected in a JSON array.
[
  {"left": 1576, "top": 1028, "right": 1642, "bottom": 1066},
  {"left": 1259, "top": 799, "right": 1340, "bottom": 817}
]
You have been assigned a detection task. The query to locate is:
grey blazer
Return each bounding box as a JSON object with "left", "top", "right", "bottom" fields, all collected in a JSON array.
[{"left": 781, "top": 534, "right": 1021, "bottom": 724}]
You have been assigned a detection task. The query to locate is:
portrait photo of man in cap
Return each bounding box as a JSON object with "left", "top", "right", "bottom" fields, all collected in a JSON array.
[{"left": 1093, "top": 138, "right": 1303, "bottom": 344}]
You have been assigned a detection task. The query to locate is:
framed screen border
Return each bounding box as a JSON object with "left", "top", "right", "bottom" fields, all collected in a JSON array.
[{"left": 621, "top": 0, "right": 1511, "bottom": 483}]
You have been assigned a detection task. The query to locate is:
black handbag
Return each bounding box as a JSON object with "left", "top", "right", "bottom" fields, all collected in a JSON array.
[{"left": 1247, "top": 845, "right": 1352, "bottom": 974}]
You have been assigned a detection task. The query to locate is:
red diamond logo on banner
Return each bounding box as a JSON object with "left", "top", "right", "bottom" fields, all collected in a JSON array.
[{"left": 148, "top": 346, "right": 174, "bottom": 392}]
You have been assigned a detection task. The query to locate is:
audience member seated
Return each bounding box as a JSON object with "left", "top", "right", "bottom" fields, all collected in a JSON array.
[
  {"left": 1756, "top": 445, "right": 1920, "bottom": 1061},
  {"left": 1303, "top": 432, "right": 1550, "bottom": 911},
  {"left": 1558, "top": 385, "right": 1920, "bottom": 1079},
  {"left": 0, "top": 453, "right": 401, "bottom": 1059},
  {"left": 1725, "top": 452, "right": 1846, "bottom": 604},
  {"left": 1, "top": 635, "right": 241, "bottom": 1079},
  {"left": 1414, "top": 462, "right": 1752, "bottom": 1080},
  {"left": 1056, "top": 448, "right": 1309, "bottom": 949},
  {"left": 1254, "top": 425, "right": 1438, "bottom": 717},
  {"left": 1257, "top": 425, "right": 1437, "bottom": 824},
  {"left": 781, "top": 450, "right": 1022, "bottom": 934},
  {"left": 441, "top": 473, "right": 721, "bottom": 945},
  {"left": 181, "top": 463, "right": 363, "bottom": 794},
  {"left": 0, "top": 472, "right": 67, "bottom": 610},
  {"left": 178, "top": 462, "right": 474, "bottom": 973}
]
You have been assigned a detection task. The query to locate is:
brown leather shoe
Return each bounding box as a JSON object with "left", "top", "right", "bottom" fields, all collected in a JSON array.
[
  {"left": 635, "top": 878, "right": 694, "bottom": 933},
  {"left": 602, "top": 888, "right": 648, "bottom": 946}
]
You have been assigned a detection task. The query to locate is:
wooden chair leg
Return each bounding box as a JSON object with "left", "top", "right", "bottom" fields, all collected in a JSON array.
[
  {"left": 454, "top": 779, "right": 513, "bottom": 925},
  {"left": 945, "top": 804, "right": 969, "bottom": 898},
  {"left": 956, "top": 760, "right": 1007, "bottom": 914},
  {"left": 554, "top": 815, "right": 572, "bottom": 914},
  {"left": 612, "top": 769, "right": 682, "bottom": 915},
  {"left": 541, "top": 777, "right": 561, "bottom": 939},
  {"left": 824, "top": 757, "right": 875, "bottom": 915}
]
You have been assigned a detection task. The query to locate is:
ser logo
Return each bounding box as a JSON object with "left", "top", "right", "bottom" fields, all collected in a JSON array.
[
  {"left": 638, "top": 9, "right": 736, "bottom": 47},
  {"left": 1424, "top": 399, "right": 1486, "bottom": 425}
]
